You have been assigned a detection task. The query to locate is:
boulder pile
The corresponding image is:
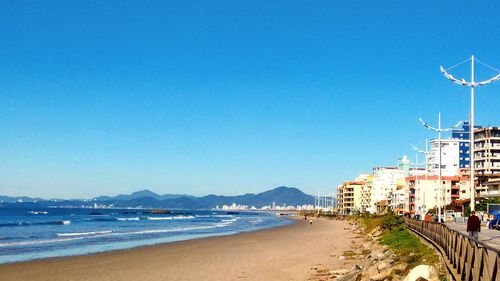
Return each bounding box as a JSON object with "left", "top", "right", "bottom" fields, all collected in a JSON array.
[{"left": 325, "top": 220, "right": 440, "bottom": 281}]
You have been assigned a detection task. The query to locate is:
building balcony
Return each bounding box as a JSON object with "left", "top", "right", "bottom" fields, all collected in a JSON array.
[{"left": 481, "top": 190, "right": 500, "bottom": 197}]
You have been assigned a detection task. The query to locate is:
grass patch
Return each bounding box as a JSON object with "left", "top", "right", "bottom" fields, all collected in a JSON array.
[
  {"left": 361, "top": 215, "right": 385, "bottom": 233},
  {"left": 356, "top": 212, "right": 439, "bottom": 266},
  {"left": 379, "top": 226, "right": 439, "bottom": 266}
]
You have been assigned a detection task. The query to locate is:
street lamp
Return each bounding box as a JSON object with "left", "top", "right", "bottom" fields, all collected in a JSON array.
[
  {"left": 419, "top": 113, "right": 462, "bottom": 222},
  {"left": 440, "top": 55, "right": 500, "bottom": 211}
]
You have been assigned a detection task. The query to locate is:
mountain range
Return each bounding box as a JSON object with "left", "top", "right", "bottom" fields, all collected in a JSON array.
[{"left": 0, "top": 186, "right": 315, "bottom": 209}]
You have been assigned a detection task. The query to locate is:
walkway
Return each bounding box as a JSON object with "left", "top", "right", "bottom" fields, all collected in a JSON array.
[{"left": 447, "top": 222, "right": 500, "bottom": 249}]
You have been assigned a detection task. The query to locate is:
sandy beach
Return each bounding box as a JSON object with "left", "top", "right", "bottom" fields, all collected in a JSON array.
[{"left": 0, "top": 217, "right": 361, "bottom": 281}]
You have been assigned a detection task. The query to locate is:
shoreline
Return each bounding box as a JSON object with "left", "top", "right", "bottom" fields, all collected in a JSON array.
[
  {"left": 0, "top": 217, "right": 362, "bottom": 281},
  {"left": 0, "top": 209, "right": 293, "bottom": 265},
  {"left": 0, "top": 215, "right": 294, "bottom": 266}
]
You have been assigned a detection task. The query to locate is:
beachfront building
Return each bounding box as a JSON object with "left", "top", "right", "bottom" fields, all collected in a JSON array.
[
  {"left": 427, "top": 138, "right": 460, "bottom": 177},
  {"left": 406, "top": 175, "right": 461, "bottom": 216},
  {"left": 360, "top": 175, "right": 373, "bottom": 213},
  {"left": 390, "top": 185, "right": 406, "bottom": 215},
  {"left": 369, "top": 167, "right": 405, "bottom": 214},
  {"left": 457, "top": 168, "right": 471, "bottom": 200},
  {"left": 404, "top": 168, "right": 426, "bottom": 213},
  {"left": 452, "top": 121, "right": 481, "bottom": 168},
  {"left": 475, "top": 127, "right": 500, "bottom": 197},
  {"left": 336, "top": 181, "right": 364, "bottom": 215}
]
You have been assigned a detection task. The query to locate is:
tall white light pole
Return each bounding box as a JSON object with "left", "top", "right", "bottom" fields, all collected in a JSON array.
[
  {"left": 419, "top": 114, "right": 462, "bottom": 222},
  {"left": 440, "top": 56, "right": 500, "bottom": 211}
]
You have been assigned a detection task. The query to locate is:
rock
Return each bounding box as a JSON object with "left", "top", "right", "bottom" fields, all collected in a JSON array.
[
  {"left": 392, "top": 262, "right": 409, "bottom": 274},
  {"left": 372, "top": 229, "right": 383, "bottom": 237},
  {"left": 337, "top": 271, "right": 362, "bottom": 281},
  {"left": 403, "top": 265, "right": 439, "bottom": 281},
  {"left": 392, "top": 274, "right": 403, "bottom": 281},
  {"left": 339, "top": 256, "right": 346, "bottom": 260},
  {"left": 381, "top": 245, "right": 390, "bottom": 251},
  {"left": 329, "top": 269, "right": 350, "bottom": 275},
  {"left": 375, "top": 252, "right": 386, "bottom": 260},
  {"left": 369, "top": 269, "right": 391, "bottom": 281},
  {"left": 349, "top": 264, "right": 363, "bottom": 274},
  {"left": 376, "top": 261, "right": 390, "bottom": 271},
  {"left": 364, "top": 264, "right": 379, "bottom": 277}
]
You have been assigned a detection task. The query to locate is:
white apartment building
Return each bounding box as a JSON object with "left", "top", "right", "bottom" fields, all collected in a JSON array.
[
  {"left": 406, "top": 175, "right": 461, "bottom": 216},
  {"left": 369, "top": 167, "right": 405, "bottom": 214},
  {"left": 427, "top": 139, "right": 460, "bottom": 177}
]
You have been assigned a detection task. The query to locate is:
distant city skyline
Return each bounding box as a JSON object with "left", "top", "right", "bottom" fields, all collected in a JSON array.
[{"left": 1, "top": 1, "right": 499, "bottom": 198}]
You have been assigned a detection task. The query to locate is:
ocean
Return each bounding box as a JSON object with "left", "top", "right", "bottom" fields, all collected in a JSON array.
[{"left": 0, "top": 207, "right": 292, "bottom": 264}]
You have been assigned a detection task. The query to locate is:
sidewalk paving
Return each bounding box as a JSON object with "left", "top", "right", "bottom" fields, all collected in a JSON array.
[{"left": 447, "top": 222, "right": 500, "bottom": 249}]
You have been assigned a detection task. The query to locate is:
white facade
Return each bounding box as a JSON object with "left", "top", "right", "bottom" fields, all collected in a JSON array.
[
  {"left": 369, "top": 167, "right": 405, "bottom": 213},
  {"left": 427, "top": 139, "right": 460, "bottom": 177},
  {"left": 409, "top": 176, "right": 461, "bottom": 216},
  {"left": 390, "top": 188, "right": 406, "bottom": 214}
]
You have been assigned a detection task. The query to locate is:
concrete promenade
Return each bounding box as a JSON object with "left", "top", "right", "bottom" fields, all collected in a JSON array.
[{"left": 447, "top": 222, "right": 500, "bottom": 249}]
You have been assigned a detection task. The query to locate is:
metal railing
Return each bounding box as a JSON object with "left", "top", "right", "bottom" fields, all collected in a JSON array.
[{"left": 405, "top": 218, "right": 500, "bottom": 281}]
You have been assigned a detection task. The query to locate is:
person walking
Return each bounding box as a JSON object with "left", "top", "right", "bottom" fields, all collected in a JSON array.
[
  {"left": 424, "top": 212, "right": 432, "bottom": 222},
  {"left": 467, "top": 210, "right": 481, "bottom": 240}
]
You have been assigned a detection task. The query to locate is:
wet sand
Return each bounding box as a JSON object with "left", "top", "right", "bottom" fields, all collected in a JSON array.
[{"left": 0, "top": 217, "right": 361, "bottom": 281}]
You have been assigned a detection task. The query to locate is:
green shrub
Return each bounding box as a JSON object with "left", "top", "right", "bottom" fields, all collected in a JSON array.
[{"left": 380, "top": 211, "right": 404, "bottom": 230}]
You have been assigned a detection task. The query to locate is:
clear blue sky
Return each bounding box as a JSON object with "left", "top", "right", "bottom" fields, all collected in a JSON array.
[{"left": 1, "top": 1, "right": 499, "bottom": 198}]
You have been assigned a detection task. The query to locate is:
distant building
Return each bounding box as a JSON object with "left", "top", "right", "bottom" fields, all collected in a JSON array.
[
  {"left": 457, "top": 168, "right": 471, "bottom": 200},
  {"left": 337, "top": 181, "right": 364, "bottom": 215},
  {"left": 427, "top": 139, "right": 460, "bottom": 177},
  {"left": 358, "top": 174, "right": 372, "bottom": 213},
  {"left": 474, "top": 127, "right": 500, "bottom": 197},
  {"left": 398, "top": 155, "right": 411, "bottom": 177},
  {"left": 452, "top": 121, "right": 481, "bottom": 168},
  {"left": 369, "top": 167, "right": 405, "bottom": 214},
  {"left": 406, "top": 175, "right": 461, "bottom": 216}
]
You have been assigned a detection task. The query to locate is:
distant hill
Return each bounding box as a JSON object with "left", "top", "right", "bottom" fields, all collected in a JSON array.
[
  {"left": 0, "top": 186, "right": 315, "bottom": 209},
  {"left": 93, "top": 189, "right": 195, "bottom": 201},
  {"left": 0, "top": 195, "right": 44, "bottom": 203}
]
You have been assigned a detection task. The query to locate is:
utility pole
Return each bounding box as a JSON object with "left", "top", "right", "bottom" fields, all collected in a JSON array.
[
  {"left": 440, "top": 55, "right": 500, "bottom": 211},
  {"left": 419, "top": 114, "right": 462, "bottom": 222}
]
